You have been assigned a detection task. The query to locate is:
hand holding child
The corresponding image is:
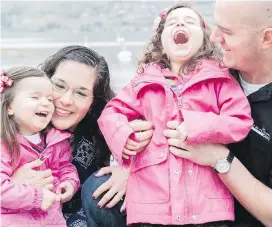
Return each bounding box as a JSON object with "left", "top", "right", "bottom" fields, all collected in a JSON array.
[
  {"left": 177, "top": 122, "right": 188, "bottom": 142},
  {"left": 11, "top": 159, "right": 54, "bottom": 190},
  {"left": 164, "top": 121, "right": 188, "bottom": 158}
]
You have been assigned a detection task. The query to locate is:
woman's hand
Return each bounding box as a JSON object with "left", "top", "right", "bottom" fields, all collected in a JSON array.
[
  {"left": 11, "top": 159, "right": 54, "bottom": 190},
  {"left": 92, "top": 166, "right": 129, "bottom": 208},
  {"left": 123, "top": 120, "right": 154, "bottom": 159},
  {"left": 164, "top": 121, "right": 229, "bottom": 167}
]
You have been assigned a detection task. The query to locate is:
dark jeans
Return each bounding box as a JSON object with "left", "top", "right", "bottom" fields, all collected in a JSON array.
[
  {"left": 132, "top": 221, "right": 233, "bottom": 227},
  {"left": 81, "top": 172, "right": 127, "bottom": 227}
]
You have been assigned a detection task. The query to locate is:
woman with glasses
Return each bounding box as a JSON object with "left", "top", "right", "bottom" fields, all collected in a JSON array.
[{"left": 9, "top": 45, "right": 154, "bottom": 227}]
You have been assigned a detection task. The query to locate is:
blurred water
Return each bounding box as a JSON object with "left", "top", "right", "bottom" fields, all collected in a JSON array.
[{"left": 1, "top": 1, "right": 215, "bottom": 92}]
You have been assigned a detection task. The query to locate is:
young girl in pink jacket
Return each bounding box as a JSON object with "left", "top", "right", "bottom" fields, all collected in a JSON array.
[
  {"left": 0, "top": 67, "right": 80, "bottom": 227},
  {"left": 98, "top": 3, "right": 254, "bottom": 227}
]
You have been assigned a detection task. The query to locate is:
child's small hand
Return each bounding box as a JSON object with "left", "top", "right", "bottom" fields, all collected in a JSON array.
[
  {"left": 122, "top": 120, "right": 153, "bottom": 160},
  {"left": 122, "top": 148, "right": 137, "bottom": 160},
  {"left": 177, "top": 122, "right": 188, "bottom": 142},
  {"left": 56, "top": 181, "right": 75, "bottom": 203},
  {"left": 122, "top": 137, "right": 138, "bottom": 160},
  {"left": 41, "top": 188, "right": 60, "bottom": 211}
]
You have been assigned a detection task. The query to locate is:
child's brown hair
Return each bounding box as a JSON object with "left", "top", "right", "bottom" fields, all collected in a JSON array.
[{"left": 137, "top": 3, "right": 222, "bottom": 75}]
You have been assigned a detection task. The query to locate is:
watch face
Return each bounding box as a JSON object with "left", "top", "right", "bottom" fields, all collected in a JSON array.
[{"left": 215, "top": 159, "right": 230, "bottom": 173}]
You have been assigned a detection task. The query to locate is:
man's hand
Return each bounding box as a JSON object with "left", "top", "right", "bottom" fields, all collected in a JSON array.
[
  {"left": 164, "top": 121, "right": 228, "bottom": 167},
  {"left": 176, "top": 122, "right": 188, "bottom": 142}
]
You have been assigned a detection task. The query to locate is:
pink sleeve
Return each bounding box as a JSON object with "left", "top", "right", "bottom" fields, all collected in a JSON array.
[
  {"left": 98, "top": 83, "right": 141, "bottom": 166},
  {"left": 0, "top": 145, "right": 43, "bottom": 210},
  {"left": 57, "top": 140, "right": 80, "bottom": 193},
  {"left": 184, "top": 78, "right": 253, "bottom": 144}
]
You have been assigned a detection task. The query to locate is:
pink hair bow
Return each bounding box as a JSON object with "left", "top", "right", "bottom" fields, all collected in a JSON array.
[
  {"left": 152, "top": 8, "right": 169, "bottom": 32},
  {"left": 0, "top": 71, "right": 13, "bottom": 93}
]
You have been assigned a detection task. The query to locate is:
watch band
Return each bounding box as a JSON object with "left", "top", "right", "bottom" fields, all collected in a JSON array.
[{"left": 227, "top": 151, "right": 235, "bottom": 164}]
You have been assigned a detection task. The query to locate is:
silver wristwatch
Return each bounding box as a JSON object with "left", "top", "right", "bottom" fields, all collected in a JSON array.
[{"left": 214, "top": 151, "right": 234, "bottom": 174}]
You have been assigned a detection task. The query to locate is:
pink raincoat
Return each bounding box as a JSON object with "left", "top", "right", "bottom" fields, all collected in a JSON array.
[
  {"left": 98, "top": 60, "right": 253, "bottom": 225},
  {"left": 1, "top": 128, "right": 80, "bottom": 227}
]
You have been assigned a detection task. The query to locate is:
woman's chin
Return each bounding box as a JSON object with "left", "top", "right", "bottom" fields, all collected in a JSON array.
[{"left": 51, "top": 118, "right": 72, "bottom": 131}]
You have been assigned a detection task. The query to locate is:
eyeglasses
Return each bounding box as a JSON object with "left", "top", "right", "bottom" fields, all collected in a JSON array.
[{"left": 51, "top": 78, "right": 94, "bottom": 101}]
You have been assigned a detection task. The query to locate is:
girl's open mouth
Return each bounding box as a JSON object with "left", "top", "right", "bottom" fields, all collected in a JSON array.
[
  {"left": 174, "top": 31, "right": 189, "bottom": 44},
  {"left": 35, "top": 111, "right": 48, "bottom": 118}
]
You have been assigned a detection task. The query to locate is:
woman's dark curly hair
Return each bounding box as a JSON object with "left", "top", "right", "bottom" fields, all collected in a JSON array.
[
  {"left": 137, "top": 3, "right": 222, "bottom": 75},
  {"left": 39, "top": 45, "right": 115, "bottom": 168}
]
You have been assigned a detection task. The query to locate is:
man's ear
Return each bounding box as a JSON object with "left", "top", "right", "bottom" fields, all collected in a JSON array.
[{"left": 262, "top": 28, "right": 272, "bottom": 49}]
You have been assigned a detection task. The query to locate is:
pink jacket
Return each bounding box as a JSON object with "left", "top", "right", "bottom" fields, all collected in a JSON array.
[
  {"left": 98, "top": 60, "right": 253, "bottom": 225},
  {"left": 1, "top": 128, "right": 80, "bottom": 227}
]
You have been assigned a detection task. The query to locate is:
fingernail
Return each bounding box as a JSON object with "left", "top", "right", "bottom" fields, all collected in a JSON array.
[
  {"left": 39, "top": 156, "right": 45, "bottom": 161},
  {"left": 152, "top": 125, "right": 155, "bottom": 130}
]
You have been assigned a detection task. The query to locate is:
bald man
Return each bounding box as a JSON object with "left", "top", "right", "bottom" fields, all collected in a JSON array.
[
  {"left": 210, "top": 1, "right": 272, "bottom": 226},
  {"left": 211, "top": 1, "right": 272, "bottom": 84},
  {"left": 165, "top": 1, "right": 272, "bottom": 227}
]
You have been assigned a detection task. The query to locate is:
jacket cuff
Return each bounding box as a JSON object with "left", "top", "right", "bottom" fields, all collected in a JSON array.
[
  {"left": 182, "top": 110, "right": 212, "bottom": 144},
  {"left": 33, "top": 188, "right": 43, "bottom": 209},
  {"left": 67, "top": 179, "right": 80, "bottom": 193},
  {"left": 110, "top": 125, "right": 134, "bottom": 167}
]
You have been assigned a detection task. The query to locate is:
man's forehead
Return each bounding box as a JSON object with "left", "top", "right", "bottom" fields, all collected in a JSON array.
[
  {"left": 213, "top": 1, "right": 241, "bottom": 30},
  {"left": 215, "top": 1, "right": 272, "bottom": 29}
]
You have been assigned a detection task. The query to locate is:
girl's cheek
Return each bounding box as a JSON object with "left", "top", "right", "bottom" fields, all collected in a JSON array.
[
  {"left": 51, "top": 104, "right": 55, "bottom": 112},
  {"left": 52, "top": 90, "right": 61, "bottom": 100}
]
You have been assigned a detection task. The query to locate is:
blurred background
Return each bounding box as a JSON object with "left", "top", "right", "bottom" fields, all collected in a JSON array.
[{"left": 1, "top": 0, "right": 215, "bottom": 92}]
